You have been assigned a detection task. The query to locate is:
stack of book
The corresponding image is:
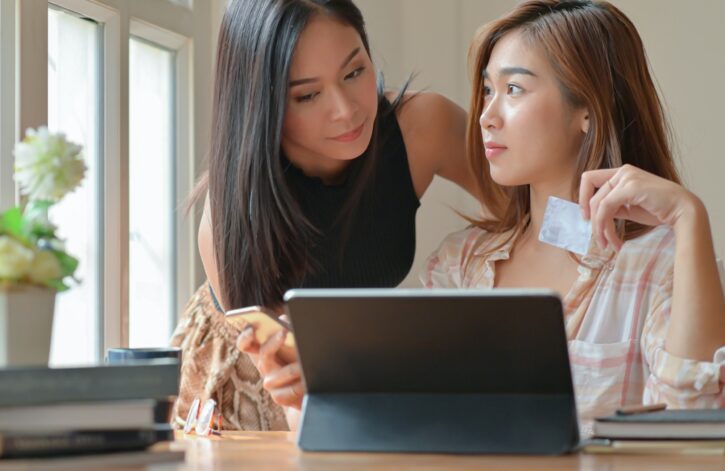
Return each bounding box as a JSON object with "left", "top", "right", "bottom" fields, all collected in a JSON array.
[
  {"left": 585, "top": 406, "right": 725, "bottom": 455},
  {"left": 0, "top": 359, "right": 184, "bottom": 467}
]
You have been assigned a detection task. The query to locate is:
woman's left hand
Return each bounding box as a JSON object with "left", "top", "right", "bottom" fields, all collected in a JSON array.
[
  {"left": 579, "top": 164, "right": 702, "bottom": 251},
  {"left": 236, "top": 319, "right": 305, "bottom": 411}
]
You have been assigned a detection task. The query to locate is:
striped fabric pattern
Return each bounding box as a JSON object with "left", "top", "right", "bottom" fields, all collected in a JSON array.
[{"left": 421, "top": 224, "right": 725, "bottom": 437}]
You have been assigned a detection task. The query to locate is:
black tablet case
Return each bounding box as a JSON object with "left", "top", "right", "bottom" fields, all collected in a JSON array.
[{"left": 285, "top": 289, "right": 579, "bottom": 455}]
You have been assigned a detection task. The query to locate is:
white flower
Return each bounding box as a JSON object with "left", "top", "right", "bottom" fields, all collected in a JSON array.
[
  {"left": 13, "top": 127, "right": 87, "bottom": 202},
  {"left": 27, "top": 250, "right": 63, "bottom": 284},
  {"left": 0, "top": 236, "right": 34, "bottom": 280}
]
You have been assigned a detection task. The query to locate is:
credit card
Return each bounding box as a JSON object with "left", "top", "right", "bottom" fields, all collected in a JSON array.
[{"left": 539, "top": 196, "right": 592, "bottom": 256}]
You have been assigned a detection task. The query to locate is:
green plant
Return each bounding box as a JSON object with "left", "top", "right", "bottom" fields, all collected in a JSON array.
[{"left": 0, "top": 127, "right": 86, "bottom": 291}]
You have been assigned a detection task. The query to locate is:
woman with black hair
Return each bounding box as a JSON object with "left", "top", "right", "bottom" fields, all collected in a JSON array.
[{"left": 171, "top": 0, "right": 476, "bottom": 431}]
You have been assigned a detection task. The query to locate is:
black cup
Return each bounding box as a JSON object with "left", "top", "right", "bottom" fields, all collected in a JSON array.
[
  {"left": 105, "top": 347, "right": 183, "bottom": 423},
  {"left": 105, "top": 347, "right": 182, "bottom": 364}
]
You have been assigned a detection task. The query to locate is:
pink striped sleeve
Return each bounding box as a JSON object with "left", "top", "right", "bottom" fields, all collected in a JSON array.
[
  {"left": 419, "top": 228, "right": 476, "bottom": 289},
  {"left": 642, "top": 248, "right": 725, "bottom": 409}
]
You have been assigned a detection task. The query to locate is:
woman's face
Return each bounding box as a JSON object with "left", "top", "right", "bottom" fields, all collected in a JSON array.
[
  {"left": 479, "top": 30, "right": 588, "bottom": 189},
  {"left": 282, "top": 14, "right": 378, "bottom": 167}
]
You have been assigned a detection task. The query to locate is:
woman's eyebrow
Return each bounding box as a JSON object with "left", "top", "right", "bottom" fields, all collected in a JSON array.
[
  {"left": 289, "top": 47, "right": 362, "bottom": 87},
  {"left": 482, "top": 66, "right": 537, "bottom": 79}
]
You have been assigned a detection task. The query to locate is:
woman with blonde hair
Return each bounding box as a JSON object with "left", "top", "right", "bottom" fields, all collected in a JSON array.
[{"left": 422, "top": 0, "right": 725, "bottom": 435}]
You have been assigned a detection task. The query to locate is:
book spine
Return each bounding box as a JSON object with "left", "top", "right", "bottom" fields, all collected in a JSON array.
[
  {"left": 0, "top": 361, "right": 180, "bottom": 407},
  {"left": 0, "top": 427, "right": 174, "bottom": 459},
  {"left": 154, "top": 398, "right": 175, "bottom": 424}
]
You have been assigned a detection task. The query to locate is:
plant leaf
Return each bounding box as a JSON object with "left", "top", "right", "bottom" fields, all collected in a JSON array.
[
  {"left": 43, "top": 279, "right": 68, "bottom": 292},
  {"left": 53, "top": 250, "right": 79, "bottom": 277},
  {"left": 2, "top": 208, "right": 23, "bottom": 236},
  {"left": 24, "top": 200, "right": 56, "bottom": 239}
]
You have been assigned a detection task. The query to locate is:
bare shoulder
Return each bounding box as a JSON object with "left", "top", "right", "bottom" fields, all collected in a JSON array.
[
  {"left": 383, "top": 90, "right": 469, "bottom": 197},
  {"left": 198, "top": 192, "right": 224, "bottom": 309},
  {"left": 198, "top": 193, "right": 213, "bottom": 255},
  {"left": 386, "top": 90, "right": 466, "bottom": 138}
]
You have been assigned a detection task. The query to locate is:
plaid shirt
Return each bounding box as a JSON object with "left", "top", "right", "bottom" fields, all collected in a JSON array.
[{"left": 421, "top": 225, "right": 725, "bottom": 437}]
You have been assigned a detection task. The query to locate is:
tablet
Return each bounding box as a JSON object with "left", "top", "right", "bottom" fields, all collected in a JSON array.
[{"left": 284, "top": 288, "right": 579, "bottom": 454}]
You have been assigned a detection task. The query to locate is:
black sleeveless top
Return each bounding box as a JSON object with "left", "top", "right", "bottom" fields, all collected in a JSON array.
[
  {"left": 209, "top": 97, "right": 419, "bottom": 311},
  {"left": 285, "top": 97, "right": 420, "bottom": 288}
]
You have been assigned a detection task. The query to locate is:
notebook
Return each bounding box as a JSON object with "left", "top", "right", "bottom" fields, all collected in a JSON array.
[
  {"left": 593, "top": 409, "right": 725, "bottom": 439},
  {"left": 582, "top": 438, "right": 725, "bottom": 455},
  {"left": 0, "top": 400, "right": 158, "bottom": 432}
]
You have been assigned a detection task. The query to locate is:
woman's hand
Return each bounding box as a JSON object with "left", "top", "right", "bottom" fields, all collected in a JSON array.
[
  {"left": 236, "top": 322, "right": 305, "bottom": 411},
  {"left": 579, "top": 164, "right": 703, "bottom": 250},
  {"left": 580, "top": 164, "right": 725, "bottom": 362}
]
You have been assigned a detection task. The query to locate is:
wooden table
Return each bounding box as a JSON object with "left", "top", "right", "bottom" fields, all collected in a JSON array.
[{"left": 165, "top": 432, "right": 725, "bottom": 470}]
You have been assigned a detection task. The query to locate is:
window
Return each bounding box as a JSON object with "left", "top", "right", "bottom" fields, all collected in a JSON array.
[
  {"left": 129, "top": 38, "right": 176, "bottom": 347},
  {"left": 4, "top": 0, "right": 214, "bottom": 364},
  {"left": 47, "top": 6, "right": 102, "bottom": 365}
]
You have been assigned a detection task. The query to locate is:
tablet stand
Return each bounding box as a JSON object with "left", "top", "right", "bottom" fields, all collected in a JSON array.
[{"left": 298, "top": 392, "right": 579, "bottom": 454}]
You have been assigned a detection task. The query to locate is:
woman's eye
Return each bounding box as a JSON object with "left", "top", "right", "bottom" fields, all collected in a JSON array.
[
  {"left": 483, "top": 85, "right": 492, "bottom": 96},
  {"left": 507, "top": 84, "right": 523, "bottom": 95},
  {"left": 295, "top": 92, "right": 319, "bottom": 103},
  {"left": 345, "top": 67, "right": 365, "bottom": 80}
]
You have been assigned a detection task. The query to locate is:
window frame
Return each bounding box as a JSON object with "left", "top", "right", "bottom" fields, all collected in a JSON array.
[
  {"left": 5, "top": 0, "right": 210, "bottom": 360},
  {"left": 0, "top": 0, "right": 17, "bottom": 211}
]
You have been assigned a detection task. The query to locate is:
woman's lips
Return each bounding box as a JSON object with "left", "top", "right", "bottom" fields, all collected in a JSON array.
[
  {"left": 331, "top": 121, "right": 365, "bottom": 142},
  {"left": 484, "top": 142, "right": 507, "bottom": 159}
]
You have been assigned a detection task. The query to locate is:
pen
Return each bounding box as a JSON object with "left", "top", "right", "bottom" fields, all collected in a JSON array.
[{"left": 615, "top": 403, "right": 667, "bottom": 415}]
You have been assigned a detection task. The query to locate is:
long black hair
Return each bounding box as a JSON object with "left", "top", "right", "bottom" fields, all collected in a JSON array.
[{"left": 193, "top": 0, "right": 402, "bottom": 309}]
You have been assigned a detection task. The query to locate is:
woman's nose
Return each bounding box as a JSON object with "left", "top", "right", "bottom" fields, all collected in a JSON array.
[
  {"left": 480, "top": 100, "right": 502, "bottom": 131},
  {"left": 329, "top": 87, "right": 356, "bottom": 122}
]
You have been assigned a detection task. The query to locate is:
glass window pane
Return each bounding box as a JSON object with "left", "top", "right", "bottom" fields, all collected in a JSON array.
[
  {"left": 47, "top": 8, "right": 102, "bottom": 366},
  {"left": 129, "top": 38, "right": 176, "bottom": 348}
]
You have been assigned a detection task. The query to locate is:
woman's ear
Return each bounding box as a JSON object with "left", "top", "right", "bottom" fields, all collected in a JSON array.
[{"left": 580, "top": 110, "right": 590, "bottom": 134}]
